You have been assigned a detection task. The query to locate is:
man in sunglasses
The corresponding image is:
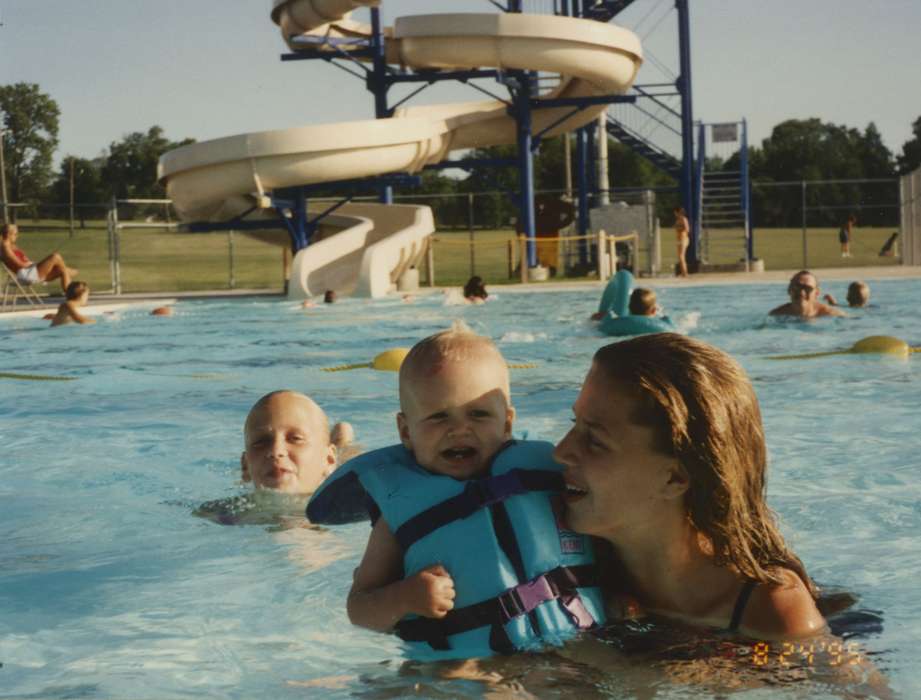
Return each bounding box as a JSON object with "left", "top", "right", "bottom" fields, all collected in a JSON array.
[{"left": 770, "top": 270, "right": 846, "bottom": 318}]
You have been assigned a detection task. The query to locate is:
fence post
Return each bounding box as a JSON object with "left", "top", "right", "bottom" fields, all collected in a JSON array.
[
  {"left": 228, "top": 230, "right": 236, "bottom": 290},
  {"left": 283, "top": 246, "right": 290, "bottom": 294},
  {"left": 519, "top": 236, "right": 527, "bottom": 283},
  {"left": 426, "top": 237, "right": 435, "bottom": 287},
  {"left": 68, "top": 158, "right": 75, "bottom": 238},
  {"left": 507, "top": 239, "right": 514, "bottom": 280},
  {"left": 114, "top": 228, "right": 122, "bottom": 295},
  {"left": 801, "top": 180, "right": 808, "bottom": 268},
  {"left": 107, "top": 196, "right": 118, "bottom": 293},
  {"left": 467, "top": 192, "right": 475, "bottom": 276},
  {"left": 597, "top": 229, "right": 607, "bottom": 279}
]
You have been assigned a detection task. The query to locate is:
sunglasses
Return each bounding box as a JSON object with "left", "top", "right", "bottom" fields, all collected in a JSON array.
[{"left": 790, "top": 283, "right": 816, "bottom": 294}]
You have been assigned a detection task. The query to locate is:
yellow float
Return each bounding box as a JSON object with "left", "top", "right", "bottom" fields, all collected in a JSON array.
[{"left": 768, "top": 335, "right": 921, "bottom": 360}]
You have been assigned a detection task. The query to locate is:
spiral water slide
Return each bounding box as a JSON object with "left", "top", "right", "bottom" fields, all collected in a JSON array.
[{"left": 158, "top": 1, "right": 642, "bottom": 298}]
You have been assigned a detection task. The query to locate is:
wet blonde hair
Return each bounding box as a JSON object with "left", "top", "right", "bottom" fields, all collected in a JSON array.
[
  {"left": 245, "top": 390, "right": 353, "bottom": 451},
  {"left": 846, "top": 281, "right": 869, "bottom": 307},
  {"left": 593, "top": 333, "right": 817, "bottom": 596},
  {"left": 628, "top": 288, "right": 656, "bottom": 316},
  {"left": 399, "top": 321, "right": 509, "bottom": 410}
]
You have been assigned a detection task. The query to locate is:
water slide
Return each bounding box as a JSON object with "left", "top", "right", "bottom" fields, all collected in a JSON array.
[{"left": 158, "top": 1, "right": 642, "bottom": 299}]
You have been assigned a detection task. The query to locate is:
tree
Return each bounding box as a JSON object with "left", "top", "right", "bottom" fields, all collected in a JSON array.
[
  {"left": 101, "top": 126, "right": 194, "bottom": 201},
  {"left": 49, "top": 156, "right": 108, "bottom": 223},
  {"left": 0, "top": 82, "right": 60, "bottom": 204},
  {"left": 727, "top": 118, "right": 895, "bottom": 227},
  {"left": 897, "top": 116, "right": 921, "bottom": 175}
]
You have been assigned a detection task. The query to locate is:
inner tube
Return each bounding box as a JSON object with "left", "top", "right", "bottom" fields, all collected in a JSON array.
[{"left": 599, "top": 314, "right": 675, "bottom": 337}]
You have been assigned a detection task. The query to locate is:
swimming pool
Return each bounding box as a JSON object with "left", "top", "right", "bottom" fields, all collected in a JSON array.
[{"left": 2, "top": 278, "right": 919, "bottom": 698}]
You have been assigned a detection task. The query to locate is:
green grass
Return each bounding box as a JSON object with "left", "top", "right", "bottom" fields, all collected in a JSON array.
[{"left": 11, "top": 219, "right": 903, "bottom": 296}]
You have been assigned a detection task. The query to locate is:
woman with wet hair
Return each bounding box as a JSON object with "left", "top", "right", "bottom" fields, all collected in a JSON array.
[{"left": 554, "top": 333, "right": 825, "bottom": 639}]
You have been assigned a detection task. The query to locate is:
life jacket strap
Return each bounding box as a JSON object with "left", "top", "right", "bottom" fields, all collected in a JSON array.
[
  {"left": 395, "top": 564, "right": 598, "bottom": 649},
  {"left": 394, "top": 468, "right": 564, "bottom": 551}
]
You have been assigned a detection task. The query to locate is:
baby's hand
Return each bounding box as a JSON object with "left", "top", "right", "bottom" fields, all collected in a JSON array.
[{"left": 404, "top": 564, "right": 455, "bottom": 619}]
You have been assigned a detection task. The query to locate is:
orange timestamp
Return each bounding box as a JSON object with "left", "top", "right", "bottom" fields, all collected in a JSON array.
[{"left": 750, "top": 640, "right": 863, "bottom": 666}]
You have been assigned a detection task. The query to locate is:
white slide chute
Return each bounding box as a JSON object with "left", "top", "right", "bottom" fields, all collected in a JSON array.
[{"left": 158, "top": 2, "right": 642, "bottom": 299}]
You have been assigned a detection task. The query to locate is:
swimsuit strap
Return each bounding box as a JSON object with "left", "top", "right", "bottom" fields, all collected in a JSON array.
[{"left": 727, "top": 580, "right": 758, "bottom": 632}]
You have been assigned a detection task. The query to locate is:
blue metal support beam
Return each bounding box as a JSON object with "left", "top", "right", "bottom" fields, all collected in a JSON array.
[
  {"left": 369, "top": 7, "right": 393, "bottom": 205},
  {"left": 511, "top": 71, "right": 538, "bottom": 268},
  {"left": 740, "top": 118, "right": 753, "bottom": 261},
  {"left": 676, "top": 0, "right": 697, "bottom": 267},
  {"left": 576, "top": 125, "right": 590, "bottom": 265}
]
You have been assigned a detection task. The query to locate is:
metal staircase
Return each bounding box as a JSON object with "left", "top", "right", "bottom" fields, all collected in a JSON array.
[
  {"left": 581, "top": 0, "right": 639, "bottom": 22},
  {"left": 698, "top": 170, "right": 746, "bottom": 263},
  {"left": 605, "top": 117, "right": 681, "bottom": 179}
]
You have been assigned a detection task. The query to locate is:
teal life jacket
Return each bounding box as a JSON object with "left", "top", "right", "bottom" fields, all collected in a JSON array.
[{"left": 307, "top": 440, "right": 605, "bottom": 659}]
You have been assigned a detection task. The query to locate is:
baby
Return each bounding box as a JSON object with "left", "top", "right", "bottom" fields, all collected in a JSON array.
[
  {"left": 241, "top": 390, "right": 354, "bottom": 494},
  {"left": 347, "top": 325, "right": 515, "bottom": 630},
  {"left": 50, "top": 281, "right": 95, "bottom": 327},
  {"left": 310, "top": 323, "right": 604, "bottom": 657}
]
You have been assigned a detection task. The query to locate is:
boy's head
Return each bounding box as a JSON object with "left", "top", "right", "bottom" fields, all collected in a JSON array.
[
  {"left": 846, "top": 281, "right": 869, "bottom": 307},
  {"left": 65, "top": 281, "right": 90, "bottom": 301},
  {"left": 397, "top": 322, "right": 515, "bottom": 480},
  {"left": 241, "top": 390, "right": 337, "bottom": 494},
  {"left": 628, "top": 287, "right": 657, "bottom": 316}
]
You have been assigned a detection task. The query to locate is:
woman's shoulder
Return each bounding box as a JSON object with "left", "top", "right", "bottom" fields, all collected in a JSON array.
[{"left": 740, "top": 570, "right": 826, "bottom": 640}]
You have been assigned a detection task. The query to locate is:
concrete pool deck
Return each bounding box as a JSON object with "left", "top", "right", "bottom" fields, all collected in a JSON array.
[{"left": 3, "top": 265, "right": 920, "bottom": 319}]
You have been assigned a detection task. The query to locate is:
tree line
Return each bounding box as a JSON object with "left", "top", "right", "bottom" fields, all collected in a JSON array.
[{"left": 2, "top": 82, "right": 920, "bottom": 227}]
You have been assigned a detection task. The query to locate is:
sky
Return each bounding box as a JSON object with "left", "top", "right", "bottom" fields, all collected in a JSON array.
[{"left": 2, "top": 0, "right": 919, "bottom": 170}]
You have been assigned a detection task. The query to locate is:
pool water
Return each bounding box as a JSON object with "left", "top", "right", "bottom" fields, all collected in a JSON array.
[{"left": 2, "top": 278, "right": 920, "bottom": 698}]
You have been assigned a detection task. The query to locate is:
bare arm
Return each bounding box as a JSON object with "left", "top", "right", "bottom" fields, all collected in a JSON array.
[
  {"left": 347, "top": 517, "right": 456, "bottom": 632},
  {"left": 65, "top": 302, "right": 95, "bottom": 325}
]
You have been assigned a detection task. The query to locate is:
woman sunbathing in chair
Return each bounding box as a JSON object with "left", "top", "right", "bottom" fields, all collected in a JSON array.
[{"left": 1, "top": 223, "right": 78, "bottom": 293}]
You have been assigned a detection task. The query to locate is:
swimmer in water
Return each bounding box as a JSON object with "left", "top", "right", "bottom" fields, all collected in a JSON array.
[
  {"left": 824, "top": 281, "right": 870, "bottom": 308},
  {"left": 195, "top": 391, "right": 356, "bottom": 525},
  {"left": 50, "top": 281, "right": 95, "bottom": 327},
  {"left": 769, "top": 271, "right": 845, "bottom": 318}
]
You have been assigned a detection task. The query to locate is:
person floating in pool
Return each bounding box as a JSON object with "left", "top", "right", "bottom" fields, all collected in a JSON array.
[
  {"left": 241, "top": 390, "right": 354, "bottom": 493},
  {"left": 554, "top": 334, "right": 826, "bottom": 639},
  {"left": 627, "top": 287, "right": 659, "bottom": 317},
  {"left": 769, "top": 270, "right": 845, "bottom": 318},
  {"left": 462, "top": 275, "right": 488, "bottom": 304},
  {"left": 195, "top": 391, "right": 356, "bottom": 526},
  {"left": 332, "top": 322, "right": 602, "bottom": 656},
  {"left": 50, "top": 281, "right": 96, "bottom": 327},
  {"left": 824, "top": 281, "right": 870, "bottom": 308}
]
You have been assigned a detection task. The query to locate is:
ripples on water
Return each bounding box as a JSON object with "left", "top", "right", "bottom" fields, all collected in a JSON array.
[{"left": 1, "top": 278, "right": 919, "bottom": 698}]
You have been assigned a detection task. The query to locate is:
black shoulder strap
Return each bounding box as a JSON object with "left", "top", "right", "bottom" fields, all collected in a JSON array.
[
  {"left": 393, "top": 469, "right": 563, "bottom": 551},
  {"left": 728, "top": 580, "right": 758, "bottom": 632}
]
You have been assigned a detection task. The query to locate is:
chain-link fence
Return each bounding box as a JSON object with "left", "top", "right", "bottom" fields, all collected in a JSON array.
[
  {"left": 748, "top": 177, "right": 901, "bottom": 270},
  {"left": 3, "top": 176, "right": 908, "bottom": 301}
]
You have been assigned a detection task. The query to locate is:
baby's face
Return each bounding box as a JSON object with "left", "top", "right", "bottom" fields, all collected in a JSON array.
[
  {"left": 397, "top": 354, "right": 514, "bottom": 480},
  {"left": 242, "top": 393, "right": 335, "bottom": 494}
]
